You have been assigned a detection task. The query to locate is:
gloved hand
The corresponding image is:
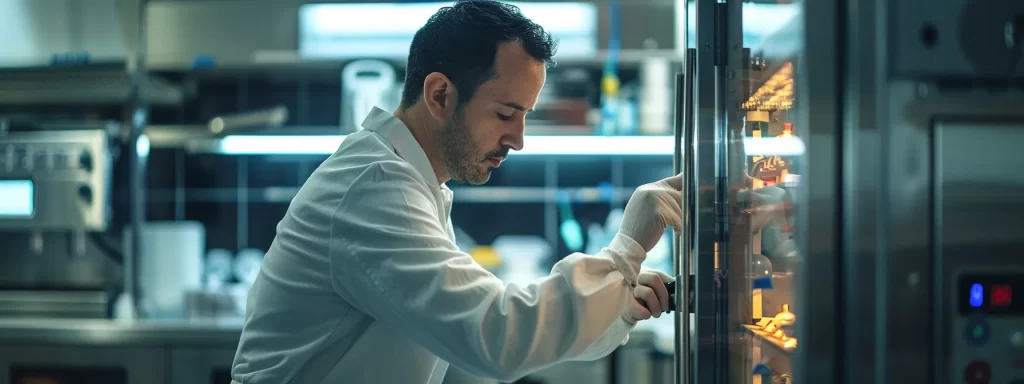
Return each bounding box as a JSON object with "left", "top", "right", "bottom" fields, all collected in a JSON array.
[
  {"left": 622, "top": 299, "right": 651, "bottom": 325},
  {"left": 632, "top": 268, "right": 674, "bottom": 319},
  {"left": 619, "top": 174, "right": 684, "bottom": 252}
]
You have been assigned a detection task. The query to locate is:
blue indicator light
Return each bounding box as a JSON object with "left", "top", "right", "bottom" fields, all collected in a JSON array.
[{"left": 970, "top": 283, "right": 984, "bottom": 307}]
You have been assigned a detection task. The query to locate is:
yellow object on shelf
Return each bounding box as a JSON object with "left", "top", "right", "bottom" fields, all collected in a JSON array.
[
  {"left": 743, "top": 324, "right": 797, "bottom": 352},
  {"left": 783, "top": 338, "right": 798, "bottom": 349},
  {"left": 747, "top": 111, "right": 770, "bottom": 123},
  {"left": 774, "top": 304, "right": 796, "bottom": 326},
  {"left": 753, "top": 289, "right": 763, "bottom": 319},
  {"left": 601, "top": 74, "right": 621, "bottom": 96},
  {"left": 470, "top": 246, "right": 502, "bottom": 269}
]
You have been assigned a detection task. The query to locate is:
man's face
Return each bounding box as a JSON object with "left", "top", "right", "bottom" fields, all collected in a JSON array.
[{"left": 439, "top": 42, "right": 546, "bottom": 185}]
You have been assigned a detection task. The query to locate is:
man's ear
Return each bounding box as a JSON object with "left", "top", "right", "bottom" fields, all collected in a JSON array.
[{"left": 422, "top": 72, "right": 458, "bottom": 122}]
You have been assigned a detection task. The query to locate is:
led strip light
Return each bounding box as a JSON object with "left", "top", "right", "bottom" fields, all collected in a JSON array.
[{"left": 210, "top": 135, "right": 805, "bottom": 157}]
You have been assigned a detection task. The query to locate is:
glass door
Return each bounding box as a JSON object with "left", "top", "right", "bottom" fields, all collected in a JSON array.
[{"left": 676, "top": 0, "right": 806, "bottom": 383}]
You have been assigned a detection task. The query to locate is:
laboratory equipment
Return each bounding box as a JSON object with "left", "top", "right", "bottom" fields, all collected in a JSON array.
[
  {"left": 0, "top": 123, "right": 119, "bottom": 319},
  {"left": 0, "top": 127, "right": 114, "bottom": 231},
  {"left": 340, "top": 60, "right": 400, "bottom": 133}
]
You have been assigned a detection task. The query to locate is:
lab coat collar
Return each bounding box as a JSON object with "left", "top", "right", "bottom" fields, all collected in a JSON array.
[{"left": 361, "top": 107, "right": 450, "bottom": 193}]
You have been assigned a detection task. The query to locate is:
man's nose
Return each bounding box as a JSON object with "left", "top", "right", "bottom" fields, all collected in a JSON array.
[{"left": 502, "top": 121, "right": 525, "bottom": 151}]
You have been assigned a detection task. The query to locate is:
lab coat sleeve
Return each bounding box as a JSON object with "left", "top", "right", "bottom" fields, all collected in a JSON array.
[
  {"left": 569, "top": 311, "right": 633, "bottom": 361},
  {"left": 570, "top": 266, "right": 675, "bottom": 361},
  {"left": 329, "top": 162, "right": 645, "bottom": 381}
]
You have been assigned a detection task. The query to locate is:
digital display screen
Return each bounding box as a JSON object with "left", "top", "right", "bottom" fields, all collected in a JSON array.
[
  {"left": 958, "top": 274, "right": 1022, "bottom": 315},
  {"left": 0, "top": 180, "right": 34, "bottom": 217}
]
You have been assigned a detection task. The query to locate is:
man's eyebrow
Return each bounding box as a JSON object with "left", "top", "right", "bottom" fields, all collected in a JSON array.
[{"left": 499, "top": 101, "right": 533, "bottom": 112}]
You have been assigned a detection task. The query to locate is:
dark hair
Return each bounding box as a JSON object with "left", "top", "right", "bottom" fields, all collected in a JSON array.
[{"left": 400, "top": 0, "right": 558, "bottom": 109}]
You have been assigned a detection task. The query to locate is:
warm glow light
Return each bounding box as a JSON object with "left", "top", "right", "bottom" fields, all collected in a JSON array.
[
  {"left": 784, "top": 338, "right": 798, "bottom": 350},
  {"left": 743, "top": 62, "right": 795, "bottom": 111}
]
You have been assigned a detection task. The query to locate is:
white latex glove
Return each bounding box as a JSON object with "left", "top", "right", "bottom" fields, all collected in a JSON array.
[
  {"left": 633, "top": 268, "right": 674, "bottom": 319},
  {"left": 622, "top": 298, "right": 651, "bottom": 325},
  {"left": 620, "top": 174, "right": 684, "bottom": 252}
]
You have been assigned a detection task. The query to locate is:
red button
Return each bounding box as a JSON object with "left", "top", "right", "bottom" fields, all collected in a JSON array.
[
  {"left": 992, "top": 284, "right": 1012, "bottom": 307},
  {"left": 964, "top": 360, "right": 991, "bottom": 384}
]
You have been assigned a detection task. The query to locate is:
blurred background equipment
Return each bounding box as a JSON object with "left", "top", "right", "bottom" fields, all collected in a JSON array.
[
  {"left": 0, "top": 122, "right": 119, "bottom": 320},
  {"left": 208, "top": 106, "right": 289, "bottom": 136},
  {"left": 340, "top": 59, "right": 400, "bottom": 132}
]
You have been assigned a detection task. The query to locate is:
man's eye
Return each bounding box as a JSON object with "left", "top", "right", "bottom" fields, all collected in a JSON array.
[{"left": 497, "top": 113, "right": 513, "bottom": 121}]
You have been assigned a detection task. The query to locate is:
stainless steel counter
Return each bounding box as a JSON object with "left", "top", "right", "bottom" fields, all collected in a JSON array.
[
  {"left": 0, "top": 318, "right": 672, "bottom": 384},
  {"left": 0, "top": 317, "right": 673, "bottom": 348},
  {"left": 0, "top": 318, "right": 244, "bottom": 347}
]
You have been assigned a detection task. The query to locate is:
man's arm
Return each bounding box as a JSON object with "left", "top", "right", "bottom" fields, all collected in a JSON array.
[{"left": 329, "top": 161, "right": 645, "bottom": 381}]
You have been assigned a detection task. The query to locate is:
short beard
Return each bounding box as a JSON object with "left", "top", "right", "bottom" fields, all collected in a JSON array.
[{"left": 440, "top": 105, "right": 490, "bottom": 185}]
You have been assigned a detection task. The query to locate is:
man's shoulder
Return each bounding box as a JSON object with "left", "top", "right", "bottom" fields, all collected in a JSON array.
[
  {"left": 351, "top": 160, "right": 427, "bottom": 189},
  {"left": 318, "top": 133, "right": 430, "bottom": 192}
]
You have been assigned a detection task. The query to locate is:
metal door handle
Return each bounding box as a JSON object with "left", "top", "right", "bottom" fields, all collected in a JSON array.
[
  {"left": 664, "top": 275, "right": 695, "bottom": 313},
  {"left": 672, "top": 52, "right": 697, "bottom": 315},
  {"left": 672, "top": 48, "right": 697, "bottom": 384}
]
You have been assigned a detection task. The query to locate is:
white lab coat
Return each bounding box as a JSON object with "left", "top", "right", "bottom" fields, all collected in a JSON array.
[{"left": 230, "top": 107, "right": 647, "bottom": 384}]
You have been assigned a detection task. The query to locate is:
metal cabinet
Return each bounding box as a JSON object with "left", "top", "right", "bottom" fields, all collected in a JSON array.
[
  {"left": 0, "top": 345, "right": 166, "bottom": 384},
  {"left": 671, "top": 0, "right": 1024, "bottom": 383},
  {"left": 169, "top": 347, "right": 236, "bottom": 384}
]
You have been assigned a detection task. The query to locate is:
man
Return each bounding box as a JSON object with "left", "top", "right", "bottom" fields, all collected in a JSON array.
[{"left": 230, "top": 1, "right": 682, "bottom": 383}]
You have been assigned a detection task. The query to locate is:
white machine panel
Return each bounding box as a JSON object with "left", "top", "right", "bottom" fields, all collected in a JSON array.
[{"left": 0, "top": 129, "right": 112, "bottom": 230}]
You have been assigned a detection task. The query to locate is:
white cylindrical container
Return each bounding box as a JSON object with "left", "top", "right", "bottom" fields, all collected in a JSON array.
[
  {"left": 135, "top": 221, "right": 205, "bottom": 319},
  {"left": 640, "top": 57, "right": 672, "bottom": 135},
  {"left": 341, "top": 60, "right": 398, "bottom": 132}
]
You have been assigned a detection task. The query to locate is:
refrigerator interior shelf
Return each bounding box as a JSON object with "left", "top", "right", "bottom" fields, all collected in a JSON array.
[{"left": 743, "top": 324, "right": 797, "bottom": 354}]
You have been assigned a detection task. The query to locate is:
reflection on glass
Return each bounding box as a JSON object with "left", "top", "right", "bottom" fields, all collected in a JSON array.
[
  {"left": 730, "top": 9, "right": 803, "bottom": 384},
  {"left": 742, "top": 62, "right": 795, "bottom": 111}
]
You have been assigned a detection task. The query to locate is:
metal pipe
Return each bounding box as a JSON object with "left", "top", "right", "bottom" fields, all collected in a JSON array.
[
  {"left": 128, "top": 0, "right": 149, "bottom": 320},
  {"left": 208, "top": 106, "right": 289, "bottom": 136}
]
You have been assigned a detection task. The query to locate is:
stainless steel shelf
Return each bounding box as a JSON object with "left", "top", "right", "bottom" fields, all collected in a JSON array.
[
  {"left": 0, "top": 65, "right": 185, "bottom": 106},
  {"left": 144, "top": 124, "right": 604, "bottom": 150},
  {"left": 0, "top": 317, "right": 665, "bottom": 349},
  {"left": 743, "top": 324, "right": 795, "bottom": 356},
  {"left": 0, "top": 318, "right": 242, "bottom": 347},
  {"left": 146, "top": 49, "right": 685, "bottom": 72}
]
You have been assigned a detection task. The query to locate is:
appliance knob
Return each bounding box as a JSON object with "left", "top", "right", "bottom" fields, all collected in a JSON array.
[
  {"left": 1011, "top": 331, "right": 1024, "bottom": 350},
  {"left": 78, "top": 185, "right": 93, "bottom": 204},
  {"left": 963, "top": 360, "right": 991, "bottom": 384},
  {"left": 79, "top": 151, "right": 93, "bottom": 171}
]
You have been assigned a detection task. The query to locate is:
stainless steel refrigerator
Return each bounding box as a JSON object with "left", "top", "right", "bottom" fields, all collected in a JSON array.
[{"left": 671, "top": 0, "right": 1024, "bottom": 383}]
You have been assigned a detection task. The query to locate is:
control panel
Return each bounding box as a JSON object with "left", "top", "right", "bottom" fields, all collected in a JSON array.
[
  {"left": 0, "top": 129, "right": 112, "bottom": 230},
  {"left": 952, "top": 269, "right": 1024, "bottom": 384}
]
